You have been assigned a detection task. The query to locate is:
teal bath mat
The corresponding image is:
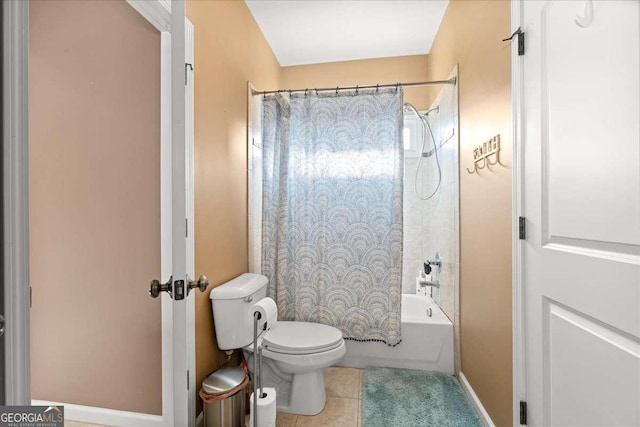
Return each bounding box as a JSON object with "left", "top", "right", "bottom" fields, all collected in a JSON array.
[{"left": 361, "top": 367, "right": 482, "bottom": 427}]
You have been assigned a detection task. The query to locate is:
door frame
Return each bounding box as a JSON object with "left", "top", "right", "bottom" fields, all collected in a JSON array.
[
  {"left": 511, "top": 0, "right": 526, "bottom": 425},
  {"left": 3, "top": 1, "right": 196, "bottom": 425},
  {"left": 2, "top": 0, "right": 30, "bottom": 407}
]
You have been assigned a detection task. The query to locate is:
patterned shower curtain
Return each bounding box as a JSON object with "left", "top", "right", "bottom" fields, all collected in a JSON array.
[{"left": 262, "top": 89, "right": 403, "bottom": 346}]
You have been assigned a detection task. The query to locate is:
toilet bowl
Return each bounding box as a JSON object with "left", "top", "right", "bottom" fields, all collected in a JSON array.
[
  {"left": 210, "top": 273, "right": 346, "bottom": 415},
  {"left": 244, "top": 321, "right": 346, "bottom": 415}
]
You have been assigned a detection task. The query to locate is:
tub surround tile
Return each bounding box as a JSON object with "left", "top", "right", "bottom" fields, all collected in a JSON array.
[
  {"left": 404, "top": 158, "right": 422, "bottom": 193},
  {"left": 422, "top": 226, "right": 440, "bottom": 261},
  {"left": 421, "top": 170, "right": 440, "bottom": 200},
  {"left": 403, "top": 226, "right": 423, "bottom": 260},
  {"left": 402, "top": 259, "right": 423, "bottom": 294},
  {"left": 403, "top": 193, "right": 422, "bottom": 227},
  {"left": 404, "top": 77, "right": 459, "bottom": 378}
]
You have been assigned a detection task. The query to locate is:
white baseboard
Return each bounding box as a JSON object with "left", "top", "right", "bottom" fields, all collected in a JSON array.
[
  {"left": 32, "top": 400, "right": 165, "bottom": 427},
  {"left": 458, "top": 373, "right": 496, "bottom": 427}
]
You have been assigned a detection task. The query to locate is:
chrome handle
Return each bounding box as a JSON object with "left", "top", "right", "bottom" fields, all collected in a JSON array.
[
  {"left": 187, "top": 275, "right": 209, "bottom": 295},
  {"left": 149, "top": 276, "right": 173, "bottom": 298},
  {"left": 425, "top": 252, "right": 442, "bottom": 273},
  {"left": 245, "top": 296, "right": 253, "bottom": 303}
]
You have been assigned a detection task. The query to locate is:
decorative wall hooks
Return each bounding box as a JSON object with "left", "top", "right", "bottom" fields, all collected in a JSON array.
[{"left": 466, "top": 134, "right": 505, "bottom": 174}]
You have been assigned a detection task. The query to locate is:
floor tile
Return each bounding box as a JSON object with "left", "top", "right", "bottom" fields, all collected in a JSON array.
[
  {"left": 276, "top": 412, "right": 298, "bottom": 426},
  {"left": 324, "top": 367, "right": 362, "bottom": 399},
  {"left": 296, "top": 397, "right": 358, "bottom": 427}
]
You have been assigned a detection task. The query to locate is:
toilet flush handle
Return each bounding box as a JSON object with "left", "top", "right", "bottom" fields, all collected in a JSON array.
[{"left": 245, "top": 296, "right": 253, "bottom": 303}]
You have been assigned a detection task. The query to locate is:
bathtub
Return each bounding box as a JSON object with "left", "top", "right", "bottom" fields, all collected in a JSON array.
[{"left": 337, "top": 294, "right": 454, "bottom": 373}]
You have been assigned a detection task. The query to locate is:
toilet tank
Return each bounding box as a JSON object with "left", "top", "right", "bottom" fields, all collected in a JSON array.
[{"left": 210, "top": 273, "right": 268, "bottom": 350}]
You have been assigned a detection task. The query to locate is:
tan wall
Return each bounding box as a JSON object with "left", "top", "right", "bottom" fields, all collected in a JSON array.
[
  {"left": 185, "top": 0, "right": 280, "bottom": 414},
  {"left": 29, "top": 0, "right": 162, "bottom": 414},
  {"left": 426, "top": 1, "right": 513, "bottom": 426},
  {"left": 281, "top": 55, "right": 430, "bottom": 110},
  {"left": 188, "top": 1, "right": 511, "bottom": 422}
]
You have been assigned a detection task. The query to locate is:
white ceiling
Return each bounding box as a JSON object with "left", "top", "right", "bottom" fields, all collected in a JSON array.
[{"left": 245, "top": 1, "right": 449, "bottom": 67}]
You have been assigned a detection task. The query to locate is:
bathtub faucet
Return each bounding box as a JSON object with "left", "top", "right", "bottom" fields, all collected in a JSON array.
[{"left": 417, "top": 276, "right": 440, "bottom": 288}]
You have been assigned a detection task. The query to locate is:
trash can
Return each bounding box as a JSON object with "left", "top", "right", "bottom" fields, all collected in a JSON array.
[{"left": 200, "top": 366, "right": 249, "bottom": 427}]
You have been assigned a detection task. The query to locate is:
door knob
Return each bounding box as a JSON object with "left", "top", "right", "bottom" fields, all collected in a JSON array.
[
  {"left": 149, "top": 276, "right": 173, "bottom": 298},
  {"left": 187, "top": 275, "right": 209, "bottom": 295}
]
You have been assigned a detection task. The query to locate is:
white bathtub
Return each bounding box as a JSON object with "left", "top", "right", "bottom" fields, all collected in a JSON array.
[{"left": 337, "top": 295, "right": 454, "bottom": 373}]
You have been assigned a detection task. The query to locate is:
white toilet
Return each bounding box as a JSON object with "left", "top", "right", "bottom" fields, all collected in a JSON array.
[{"left": 210, "top": 273, "right": 346, "bottom": 415}]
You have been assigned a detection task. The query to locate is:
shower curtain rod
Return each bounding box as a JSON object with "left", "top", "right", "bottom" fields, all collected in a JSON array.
[{"left": 252, "top": 77, "right": 457, "bottom": 96}]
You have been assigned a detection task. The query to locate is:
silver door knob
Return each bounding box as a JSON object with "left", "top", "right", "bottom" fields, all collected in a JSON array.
[
  {"left": 149, "top": 276, "right": 173, "bottom": 298},
  {"left": 187, "top": 275, "right": 209, "bottom": 295}
]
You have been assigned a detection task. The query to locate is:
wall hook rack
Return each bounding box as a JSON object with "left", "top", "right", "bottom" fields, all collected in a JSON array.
[{"left": 466, "top": 134, "right": 505, "bottom": 174}]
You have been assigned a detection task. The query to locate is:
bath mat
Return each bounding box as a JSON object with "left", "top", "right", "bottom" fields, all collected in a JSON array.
[{"left": 361, "top": 367, "right": 482, "bottom": 427}]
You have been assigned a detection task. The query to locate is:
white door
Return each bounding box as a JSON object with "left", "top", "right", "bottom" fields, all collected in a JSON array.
[
  {"left": 3, "top": 1, "right": 197, "bottom": 426},
  {"left": 520, "top": 1, "right": 640, "bottom": 425}
]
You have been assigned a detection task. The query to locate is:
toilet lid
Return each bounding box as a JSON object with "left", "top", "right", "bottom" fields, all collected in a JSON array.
[{"left": 263, "top": 321, "right": 343, "bottom": 355}]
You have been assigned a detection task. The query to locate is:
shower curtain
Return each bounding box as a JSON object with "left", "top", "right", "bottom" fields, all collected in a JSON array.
[{"left": 262, "top": 88, "right": 403, "bottom": 346}]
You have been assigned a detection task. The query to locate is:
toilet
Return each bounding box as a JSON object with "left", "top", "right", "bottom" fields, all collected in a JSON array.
[{"left": 210, "top": 273, "right": 346, "bottom": 415}]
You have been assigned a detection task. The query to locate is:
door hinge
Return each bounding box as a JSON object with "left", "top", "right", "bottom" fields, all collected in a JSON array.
[
  {"left": 503, "top": 27, "right": 525, "bottom": 56},
  {"left": 520, "top": 401, "right": 527, "bottom": 424},
  {"left": 519, "top": 216, "right": 526, "bottom": 240},
  {"left": 185, "top": 63, "right": 193, "bottom": 85}
]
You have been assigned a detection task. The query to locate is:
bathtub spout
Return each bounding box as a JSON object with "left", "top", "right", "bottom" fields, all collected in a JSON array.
[{"left": 417, "top": 278, "right": 440, "bottom": 288}]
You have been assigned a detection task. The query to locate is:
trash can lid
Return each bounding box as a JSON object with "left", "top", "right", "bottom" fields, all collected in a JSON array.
[{"left": 202, "top": 366, "right": 246, "bottom": 395}]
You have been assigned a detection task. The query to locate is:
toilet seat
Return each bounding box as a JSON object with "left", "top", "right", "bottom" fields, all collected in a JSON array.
[{"left": 263, "top": 321, "right": 343, "bottom": 355}]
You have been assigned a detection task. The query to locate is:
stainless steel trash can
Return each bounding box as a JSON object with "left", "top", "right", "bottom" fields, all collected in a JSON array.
[{"left": 200, "top": 366, "right": 248, "bottom": 427}]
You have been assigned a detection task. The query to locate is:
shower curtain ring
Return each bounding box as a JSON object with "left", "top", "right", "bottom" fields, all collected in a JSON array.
[
  {"left": 355, "top": 85, "right": 359, "bottom": 95},
  {"left": 376, "top": 84, "right": 379, "bottom": 93},
  {"left": 336, "top": 86, "right": 339, "bottom": 94},
  {"left": 304, "top": 88, "right": 308, "bottom": 97},
  {"left": 315, "top": 88, "right": 318, "bottom": 95}
]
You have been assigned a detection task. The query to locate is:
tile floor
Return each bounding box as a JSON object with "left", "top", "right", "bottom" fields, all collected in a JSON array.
[
  {"left": 64, "top": 367, "right": 363, "bottom": 427},
  {"left": 276, "top": 366, "right": 362, "bottom": 427}
]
